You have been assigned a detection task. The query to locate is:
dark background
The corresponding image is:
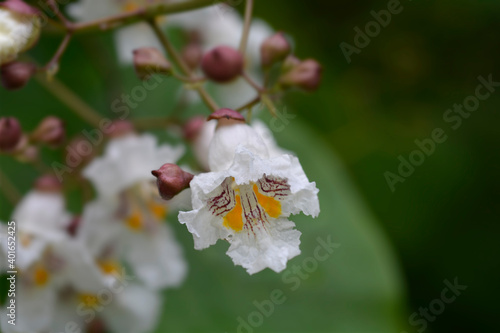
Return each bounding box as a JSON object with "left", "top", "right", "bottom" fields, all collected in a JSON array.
[{"left": 255, "top": 0, "right": 500, "bottom": 332}]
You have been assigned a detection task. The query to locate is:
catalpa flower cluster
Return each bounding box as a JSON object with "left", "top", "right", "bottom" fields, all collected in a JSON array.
[{"left": 0, "top": 0, "right": 322, "bottom": 332}]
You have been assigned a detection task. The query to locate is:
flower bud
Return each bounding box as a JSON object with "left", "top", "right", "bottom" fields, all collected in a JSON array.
[
  {"left": 106, "top": 120, "right": 135, "bottom": 138},
  {"left": 31, "top": 116, "right": 66, "bottom": 147},
  {"left": 181, "top": 43, "right": 203, "bottom": 71},
  {"left": 0, "top": 0, "right": 41, "bottom": 65},
  {"left": 183, "top": 116, "right": 205, "bottom": 142},
  {"left": 201, "top": 46, "right": 244, "bottom": 83},
  {"left": 34, "top": 174, "right": 63, "bottom": 192},
  {"left": 1, "top": 61, "right": 36, "bottom": 90},
  {"left": 0, "top": 117, "right": 22, "bottom": 151},
  {"left": 152, "top": 164, "right": 194, "bottom": 201},
  {"left": 64, "top": 135, "right": 95, "bottom": 170},
  {"left": 133, "top": 47, "right": 171, "bottom": 81},
  {"left": 260, "top": 32, "right": 291, "bottom": 68},
  {"left": 279, "top": 59, "right": 322, "bottom": 92}
]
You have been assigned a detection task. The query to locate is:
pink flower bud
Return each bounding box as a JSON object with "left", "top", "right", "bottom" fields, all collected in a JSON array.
[
  {"left": 106, "top": 120, "right": 135, "bottom": 138},
  {"left": 201, "top": 46, "right": 244, "bottom": 83},
  {"left": 182, "top": 43, "right": 203, "bottom": 71},
  {"left": 152, "top": 164, "right": 194, "bottom": 200},
  {"left": 34, "top": 174, "right": 63, "bottom": 192},
  {"left": 279, "top": 59, "right": 322, "bottom": 92},
  {"left": 1, "top": 61, "right": 36, "bottom": 90},
  {"left": 133, "top": 47, "right": 171, "bottom": 81},
  {"left": 31, "top": 116, "right": 65, "bottom": 147},
  {"left": 260, "top": 32, "right": 291, "bottom": 68},
  {"left": 0, "top": 0, "right": 40, "bottom": 16},
  {"left": 0, "top": 117, "right": 22, "bottom": 151}
]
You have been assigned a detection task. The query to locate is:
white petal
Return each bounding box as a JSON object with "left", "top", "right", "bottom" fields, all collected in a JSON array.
[
  {"left": 208, "top": 123, "right": 269, "bottom": 172},
  {"left": 193, "top": 119, "right": 217, "bottom": 171},
  {"left": 77, "top": 199, "right": 124, "bottom": 258},
  {"left": 51, "top": 238, "right": 108, "bottom": 293},
  {"left": 123, "top": 224, "right": 187, "bottom": 289},
  {"left": 13, "top": 191, "right": 70, "bottom": 231},
  {"left": 179, "top": 206, "right": 229, "bottom": 250},
  {"left": 83, "top": 134, "right": 184, "bottom": 197},
  {"left": 227, "top": 218, "right": 301, "bottom": 274},
  {"left": 251, "top": 120, "right": 293, "bottom": 157},
  {"left": 12, "top": 284, "right": 56, "bottom": 332},
  {"left": 103, "top": 284, "right": 161, "bottom": 333}
]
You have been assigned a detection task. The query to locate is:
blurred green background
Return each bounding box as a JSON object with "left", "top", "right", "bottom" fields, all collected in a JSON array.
[{"left": 1, "top": 0, "right": 499, "bottom": 332}]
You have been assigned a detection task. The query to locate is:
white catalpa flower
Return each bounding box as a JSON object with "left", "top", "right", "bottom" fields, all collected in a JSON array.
[
  {"left": 191, "top": 118, "right": 290, "bottom": 171},
  {"left": 167, "top": 5, "right": 273, "bottom": 109},
  {"left": 179, "top": 116, "right": 319, "bottom": 274},
  {"left": 0, "top": 226, "right": 105, "bottom": 333},
  {"left": 82, "top": 133, "right": 188, "bottom": 289},
  {"left": 67, "top": 0, "right": 164, "bottom": 64},
  {"left": 0, "top": 3, "right": 41, "bottom": 65}
]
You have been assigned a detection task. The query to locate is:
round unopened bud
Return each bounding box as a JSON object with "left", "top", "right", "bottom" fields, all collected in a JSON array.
[
  {"left": 34, "top": 174, "right": 63, "bottom": 192},
  {"left": 260, "top": 32, "right": 291, "bottom": 68},
  {"left": 64, "top": 135, "right": 95, "bottom": 169},
  {"left": 133, "top": 47, "right": 171, "bottom": 81},
  {"left": 1, "top": 61, "right": 36, "bottom": 90},
  {"left": 183, "top": 116, "right": 205, "bottom": 142},
  {"left": 31, "top": 116, "right": 65, "bottom": 147},
  {"left": 279, "top": 59, "right": 322, "bottom": 92},
  {"left": 0, "top": 1, "right": 41, "bottom": 65},
  {"left": 106, "top": 120, "right": 135, "bottom": 138},
  {"left": 201, "top": 46, "right": 244, "bottom": 83},
  {"left": 182, "top": 43, "right": 203, "bottom": 71},
  {"left": 0, "top": 117, "right": 22, "bottom": 151},
  {"left": 152, "top": 164, "right": 194, "bottom": 201}
]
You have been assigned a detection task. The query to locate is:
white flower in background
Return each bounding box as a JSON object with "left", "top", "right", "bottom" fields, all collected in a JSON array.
[
  {"left": 167, "top": 5, "right": 274, "bottom": 109},
  {"left": 0, "top": 2, "right": 41, "bottom": 65},
  {"left": 82, "top": 133, "right": 188, "bottom": 289},
  {"left": 67, "top": 0, "right": 164, "bottom": 64},
  {"left": 51, "top": 260, "right": 162, "bottom": 333},
  {"left": 0, "top": 194, "right": 106, "bottom": 333},
  {"left": 179, "top": 111, "right": 319, "bottom": 274}
]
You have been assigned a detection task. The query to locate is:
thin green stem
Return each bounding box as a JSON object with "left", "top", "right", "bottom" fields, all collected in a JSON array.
[
  {"left": 35, "top": 75, "right": 103, "bottom": 128},
  {"left": 148, "top": 19, "right": 219, "bottom": 112},
  {"left": 236, "top": 95, "right": 261, "bottom": 112},
  {"left": 43, "top": 32, "right": 72, "bottom": 73},
  {"left": 242, "top": 71, "right": 264, "bottom": 93},
  {"left": 239, "top": 0, "right": 254, "bottom": 55}
]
